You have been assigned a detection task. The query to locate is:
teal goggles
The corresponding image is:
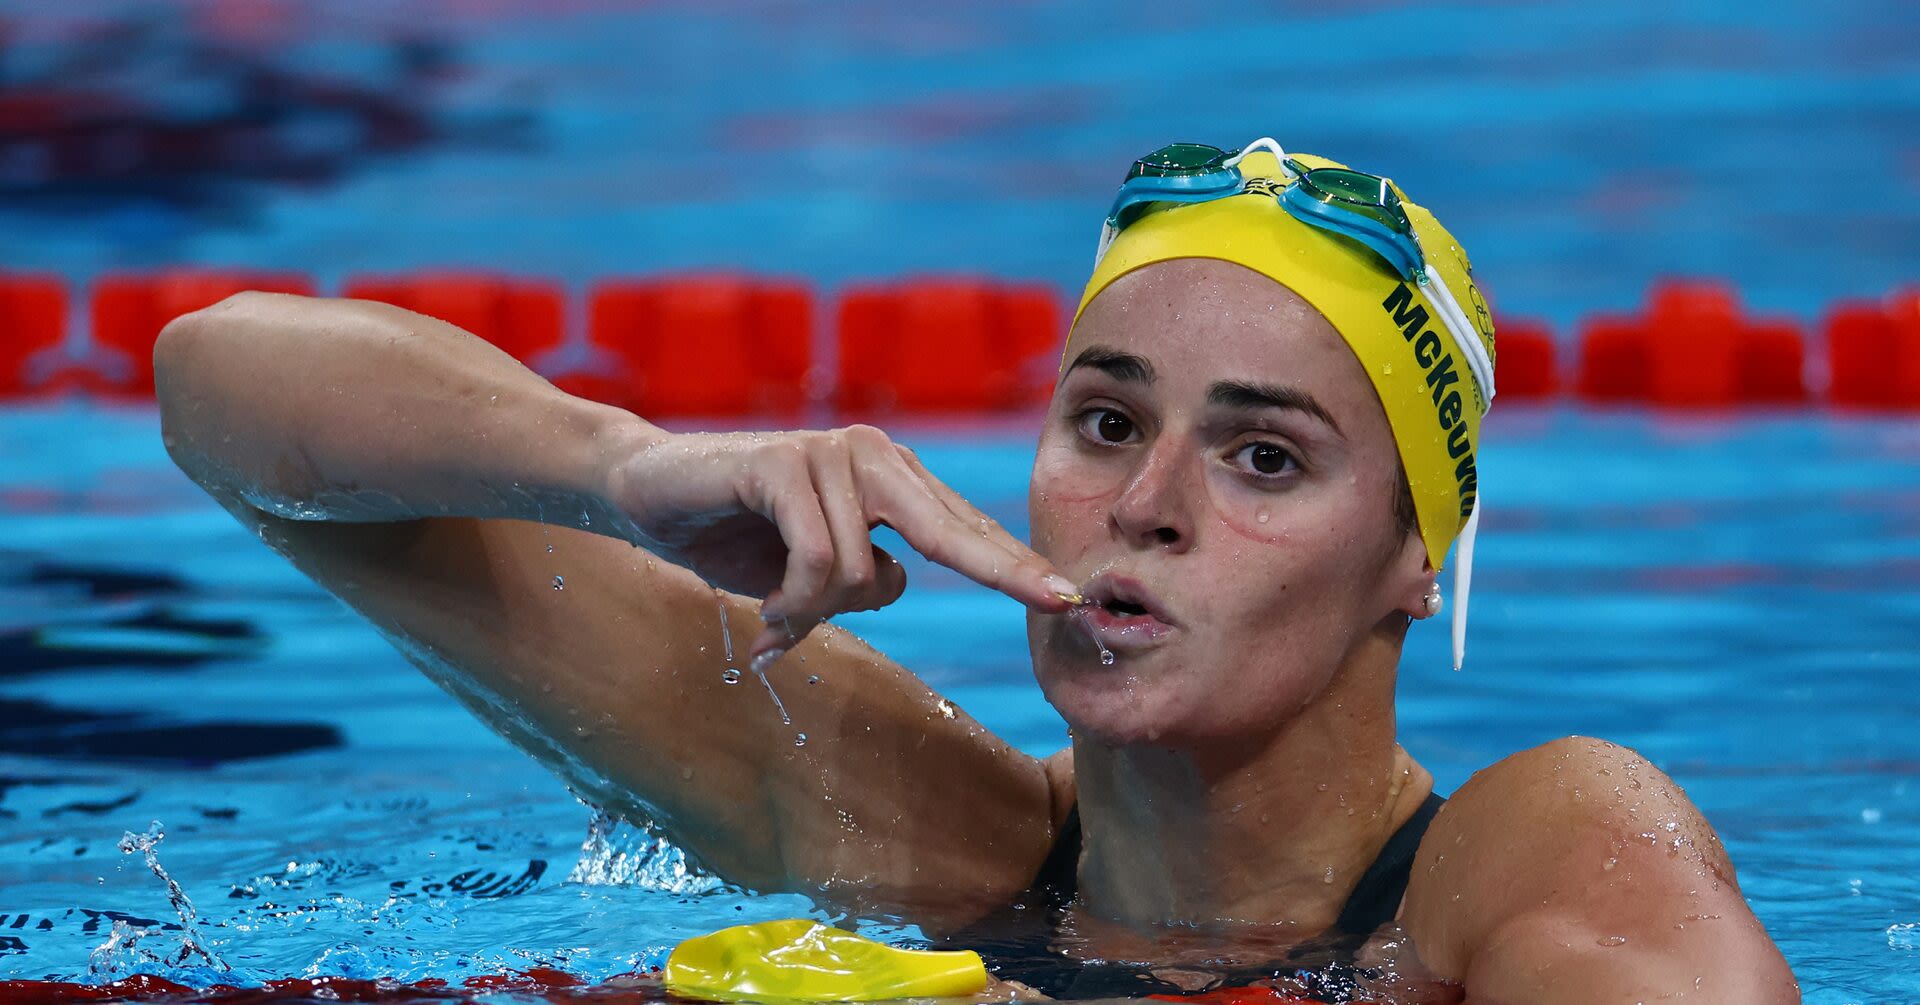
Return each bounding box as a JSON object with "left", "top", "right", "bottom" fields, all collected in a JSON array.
[{"left": 1096, "top": 137, "right": 1496, "bottom": 403}]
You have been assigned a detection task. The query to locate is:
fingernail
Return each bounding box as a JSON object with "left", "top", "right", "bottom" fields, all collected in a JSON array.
[
  {"left": 1044, "top": 575, "right": 1085, "bottom": 605},
  {"left": 751, "top": 648, "right": 786, "bottom": 675}
]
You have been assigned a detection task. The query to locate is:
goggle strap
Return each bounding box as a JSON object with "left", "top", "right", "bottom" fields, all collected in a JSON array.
[
  {"left": 1423, "top": 269, "right": 1498, "bottom": 404},
  {"left": 1223, "top": 137, "right": 1289, "bottom": 169},
  {"left": 1094, "top": 221, "right": 1118, "bottom": 267},
  {"left": 1451, "top": 496, "right": 1480, "bottom": 672}
]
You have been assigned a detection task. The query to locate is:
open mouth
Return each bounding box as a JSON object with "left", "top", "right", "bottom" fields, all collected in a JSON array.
[
  {"left": 1080, "top": 572, "right": 1177, "bottom": 626},
  {"left": 1069, "top": 572, "right": 1179, "bottom": 656}
]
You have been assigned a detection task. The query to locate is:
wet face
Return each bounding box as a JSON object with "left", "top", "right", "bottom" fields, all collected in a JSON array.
[{"left": 1027, "top": 259, "right": 1431, "bottom": 748}]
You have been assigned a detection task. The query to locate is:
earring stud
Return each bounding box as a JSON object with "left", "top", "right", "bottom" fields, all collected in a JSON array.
[{"left": 1423, "top": 584, "right": 1444, "bottom": 618}]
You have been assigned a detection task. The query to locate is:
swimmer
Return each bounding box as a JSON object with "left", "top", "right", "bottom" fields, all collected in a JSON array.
[{"left": 152, "top": 140, "right": 1796, "bottom": 1002}]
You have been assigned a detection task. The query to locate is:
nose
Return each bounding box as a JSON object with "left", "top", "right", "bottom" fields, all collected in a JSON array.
[{"left": 1110, "top": 436, "right": 1195, "bottom": 552}]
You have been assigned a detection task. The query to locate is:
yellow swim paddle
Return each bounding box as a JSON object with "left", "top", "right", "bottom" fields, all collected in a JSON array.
[{"left": 663, "top": 918, "right": 990, "bottom": 1002}]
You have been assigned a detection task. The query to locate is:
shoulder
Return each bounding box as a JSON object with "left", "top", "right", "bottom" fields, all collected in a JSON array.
[
  {"left": 1400, "top": 737, "right": 1797, "bottom": 1002},
  {"left": 1418, "top": 735, "right": 1737, "bottom": 893}
]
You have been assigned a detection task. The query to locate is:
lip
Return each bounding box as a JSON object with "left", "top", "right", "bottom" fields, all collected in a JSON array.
[{"left": 1069, "top": 572, "right": 1179, "bottom": 654}]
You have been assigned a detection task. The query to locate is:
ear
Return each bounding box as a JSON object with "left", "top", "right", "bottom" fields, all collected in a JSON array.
[{"left": 1390, "top": 532, "right": 1439, "bottom": 621}]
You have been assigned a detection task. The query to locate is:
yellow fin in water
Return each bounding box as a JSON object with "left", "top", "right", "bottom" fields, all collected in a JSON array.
[{"left": 663, "top": 918, "right": 989, "bottom": 1002}]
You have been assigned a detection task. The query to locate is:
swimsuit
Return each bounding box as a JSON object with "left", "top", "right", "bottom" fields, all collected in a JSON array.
[{"left": 945, "top": 792, "right": 1447, "bottom": 1000}]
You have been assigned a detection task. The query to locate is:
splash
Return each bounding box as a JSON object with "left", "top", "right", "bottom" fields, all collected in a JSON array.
[
  {"left": 104, "top": 822, "right": 230, "bottom": 973},
  {"left": 85, "top": 919, "right": 152, "bottom": 977},
  {"left": 567, "top": 806, "right": 724, "bottom": 896}
]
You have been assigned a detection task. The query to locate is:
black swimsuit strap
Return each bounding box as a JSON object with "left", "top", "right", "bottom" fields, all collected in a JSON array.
[
  {"left": 1032, "top": 790, "right": 1448, "bottom": 931},
  {"left": 1030, "top": 801, "right": 1083, "bottom": 899},
  {"left": 949, "top": 790, "right": 1450, "bottom": 1000},
  {"left": 1332, "top": 790, "right": 1447, "bottom": 934}
]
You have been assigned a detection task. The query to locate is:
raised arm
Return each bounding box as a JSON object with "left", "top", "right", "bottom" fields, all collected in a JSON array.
[{"left": 154, "top": 291, "right": 1077, "bottom": 922}]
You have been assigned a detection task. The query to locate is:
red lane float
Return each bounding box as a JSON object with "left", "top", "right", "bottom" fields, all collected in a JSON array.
[
  {"left": 1738, "top": 319, "right": 1809, "bottom": 405},
  {"left": 1825, "top": 290, "right": 1920, "bottom": 408},
  {"left": 91, "top": 270, "right": 317, "bottom": 396},
  {"left": 341, "top": 272, "right": 565, "bottom": 371},
  {"left": 1488, "top": 318, "right": 1556, "bottom": 400},
  {"left": 1574, "top": 314, "right": 1648, "bottom": 403},
  {"left": 561, "top": 274, "right": 813, "bottom": 416},
  {"left": 1149, "top": 988, "right": 1361, "bottom": 1005},
  {"left": 0, "top": 968, "right": 600, "bottom": 1004},
  {"left": 835, "top": 278, "right": 1063, "bottom": 415},
  {"left": 0, "top": 273, "right": 66, "bottom": 397},
  {"left": 9, "top": 270, "right": 1917, "bottom": 412},
  {"left": 1645, "top": 280, "right": 1742, "bottom": 406},
  {"left": 1576, "top": 280, "right": 1806, "bottom": 407}
]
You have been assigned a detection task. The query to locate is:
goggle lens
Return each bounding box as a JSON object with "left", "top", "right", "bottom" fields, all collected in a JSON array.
[
  {"left": 1128, "top": 143, "right": 1232, "bottom": 180},
  {"left": 1288, "top": 163, "right": 1411, "bottom": 234}
]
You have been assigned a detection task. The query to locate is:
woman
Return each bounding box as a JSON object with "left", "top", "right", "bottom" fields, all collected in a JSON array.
[{"left": 153, "top": 142, "right": 1796, "bottom": 1002}]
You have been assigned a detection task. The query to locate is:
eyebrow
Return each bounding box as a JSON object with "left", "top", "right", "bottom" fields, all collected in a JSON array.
[
  {"left": 1207, "top": 380, "right": 1343, "bottom": 435},
  {"left": 1063, "top": 346, "right": 1155, "bottom": 385}
]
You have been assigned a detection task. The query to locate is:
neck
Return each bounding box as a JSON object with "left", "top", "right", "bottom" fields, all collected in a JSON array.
[{"left": 1071, "top": 625, "right": 1432, "bottom": 932}]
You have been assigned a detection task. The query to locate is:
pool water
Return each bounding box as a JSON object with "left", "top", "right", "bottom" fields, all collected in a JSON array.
[{"left": 2, "top": 403, "right": 1918, "bottom": 1001}]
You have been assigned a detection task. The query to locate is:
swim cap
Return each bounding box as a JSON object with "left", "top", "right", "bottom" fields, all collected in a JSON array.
[
  {"left": 664, "top": 919, "right": 989, "bottom": 1002},
  {"left": 1071, "top": 149, "right": 1495, "bottom": 666}
]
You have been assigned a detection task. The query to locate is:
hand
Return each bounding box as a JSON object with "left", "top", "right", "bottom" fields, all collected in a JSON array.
[{"left": 603, "top": 424, "right": 1079, "bottom": 663}]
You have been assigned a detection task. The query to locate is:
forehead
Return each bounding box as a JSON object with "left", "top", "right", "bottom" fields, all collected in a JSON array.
[{"left": 1070, "top": 258, "right": 1384, "bottom": 420}]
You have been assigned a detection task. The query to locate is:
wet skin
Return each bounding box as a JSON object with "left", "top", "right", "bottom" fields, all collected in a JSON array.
[
  {"left": 1022, "top": 259, "right": 1442, "bottom": 937},
  {"left": 1028, "top": 258, "right": 1429, "bottom": 750},
  {"left": 154, "top": 280, "right": 1799, "bottom": 1003}
]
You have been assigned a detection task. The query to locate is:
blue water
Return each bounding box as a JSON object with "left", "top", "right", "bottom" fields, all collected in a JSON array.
[
  {"left": 2, "top": 403, "right": 1918, "bottom": 1000},
  {"left": 1, "top": 1, "right": 1916, "bottom": 334},
  {"left": 4, "top": 2, "right": 1919, "bottom": 1000}
]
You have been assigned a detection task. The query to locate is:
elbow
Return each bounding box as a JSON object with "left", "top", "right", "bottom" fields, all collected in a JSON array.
[
  {"left": 153, "top": 307, "right": 213, "bottom": 478},
  {"left": 154, "top": 289, "right": 296, "bottom": 416},
  {"left": 154, "top": 290, "right": 282, "bottom": 475},
  {"left": 154, "top": 291, "right": 261, "bottom": 397}
]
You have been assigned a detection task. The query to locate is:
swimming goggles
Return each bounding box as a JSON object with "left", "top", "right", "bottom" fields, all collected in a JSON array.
[{"left": 1095, "top": 138, "right": 1496, "bottom": 404}]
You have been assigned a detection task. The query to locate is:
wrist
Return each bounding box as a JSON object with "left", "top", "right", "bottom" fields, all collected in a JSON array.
[{"left": 586, "top": 407, "right": 669, "bottom": 536}]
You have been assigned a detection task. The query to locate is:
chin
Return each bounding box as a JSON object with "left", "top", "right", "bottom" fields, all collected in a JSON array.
[{"left": 1031, "top": 648, "right": 1198, "bottom": 747}]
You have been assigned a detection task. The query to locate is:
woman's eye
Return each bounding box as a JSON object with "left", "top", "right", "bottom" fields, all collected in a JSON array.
[
  {"left": 1077, "top": 408, "right": 1136, "bottom": 444},
  {"left": 1233, "top": 441, "right": 1297, "bottom": 477}
]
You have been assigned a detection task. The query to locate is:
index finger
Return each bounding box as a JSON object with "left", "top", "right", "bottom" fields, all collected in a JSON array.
[
  {"left": 895, "top": 444, "right": 1054, "bottom": 571},
  {"left": 860, "top": 451, "right": 1077, "bottom": 612}
]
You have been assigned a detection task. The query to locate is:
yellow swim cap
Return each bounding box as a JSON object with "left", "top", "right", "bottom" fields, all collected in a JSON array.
[
  {"left": 1071, "top": 145, "right": 1496, "bottom": 667},
  {"left": 663, "top": 919, "right": 989, "bottom": 1002}
]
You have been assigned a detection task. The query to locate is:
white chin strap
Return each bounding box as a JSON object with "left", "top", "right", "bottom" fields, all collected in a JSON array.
[{"left": 1450, "top": 498, "right": 1480, "bottom": 671}]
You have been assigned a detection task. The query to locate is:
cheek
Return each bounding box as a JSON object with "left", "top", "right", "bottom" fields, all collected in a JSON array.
[
  {"left": 1029, "top": 439, "right": 1123, "bottom": 553},
  {"left": 1202, "top": 471, "right": 1306, "bottom": 546},
  {"left": 1204, "top": 472, "right": 1396, "bottom": 561},
  {"left": 1031, "top": 437, "right": 1125, "bottom": 505}
]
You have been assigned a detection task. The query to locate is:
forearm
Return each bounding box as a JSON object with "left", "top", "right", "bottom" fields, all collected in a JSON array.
[{"left": 154, "top": 291, "right": 656, "bottom": 534}]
